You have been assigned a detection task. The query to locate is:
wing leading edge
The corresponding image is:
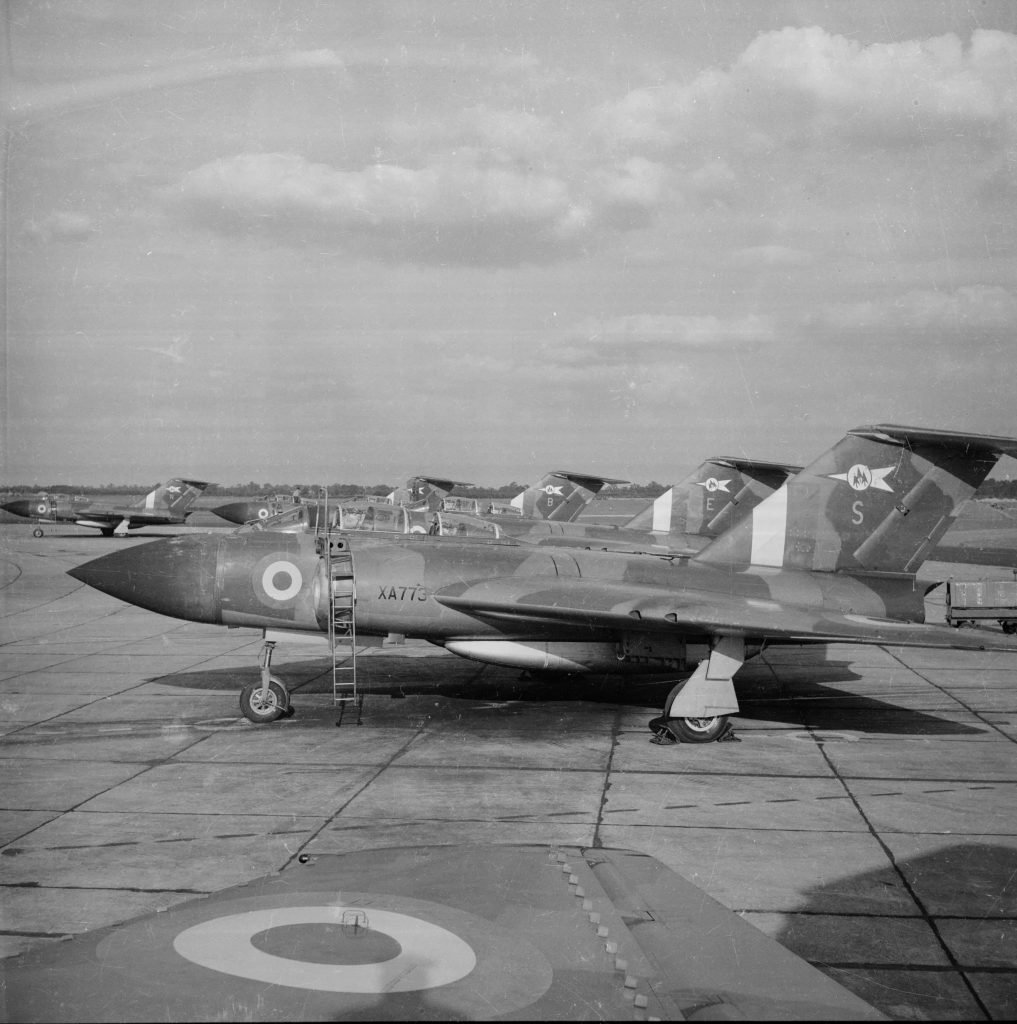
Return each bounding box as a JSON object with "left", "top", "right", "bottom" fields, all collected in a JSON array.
[{"left": 434, "top": 575, "right": 1017, "bottom": 652}]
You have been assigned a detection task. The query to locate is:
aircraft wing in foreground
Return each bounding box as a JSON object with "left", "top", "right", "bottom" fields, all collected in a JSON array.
[
  {"left": 69, "top": 424, "right": 1017, "bottom": 741},
  {"left": 4, "top": 478, "right": 210, "bottom": 537},
  {"left": 2, "top": 843, "right": 883, "bottom": 1021}
]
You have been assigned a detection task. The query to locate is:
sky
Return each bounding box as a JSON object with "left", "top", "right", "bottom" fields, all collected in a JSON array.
[{"left": 2, "top": 0, "right": 1016, "bottom": 487}]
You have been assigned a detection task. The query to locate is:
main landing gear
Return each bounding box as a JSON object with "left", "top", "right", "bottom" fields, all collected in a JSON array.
[
  {"left": 32, "top": 528, "right": 44, "bottom": 538},
  {"left": 239, "top": 640, "right": 293, "bottom": 723},
  {"left": 648, "top": 636, "right": 744, "bottom": 745},
  {"left": 650, "top": 714, "right": 735, "bottom": 744}
]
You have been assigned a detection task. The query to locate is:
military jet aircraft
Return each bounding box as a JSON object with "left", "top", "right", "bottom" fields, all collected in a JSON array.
[
  {"left": 248, "top": 460, "right": 794, "bottom": 555},
  {"left": 217, "top": 470, "right": 625, "bottom": 536},
  {"left": 213, "top": 469, "right": 619, "bottom": 527},
  {"left": 385, "top": 474, "right": 472, "bottom": 510},
  {"left": 493, "top": 469, "right": 629, "bottom": 522},
  {"left": 3, "top": 478, "right": 210, "bottom": 537},
  {"left": 68, "top": 425, "right": 1017, "bottom": 742},
  {"left": 210, "top": 475, "right": 463, "bottom": 526},
  {"left": 438, "top": 457, "right": 800, "bottom": 554}
]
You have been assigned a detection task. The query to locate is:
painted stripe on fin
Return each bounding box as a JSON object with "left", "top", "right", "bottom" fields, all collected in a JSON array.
[
  {"left": 750, "top": 486, "right": 788, "bottom": 567},
  {"left": 652, "top": 488, "right": 673, "bottom": 533}
]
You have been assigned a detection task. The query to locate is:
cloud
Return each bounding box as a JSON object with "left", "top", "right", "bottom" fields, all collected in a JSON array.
[
  {"left": 730, "top": 245, "right": 812, "bottom": 267},
  {"left": 590, "top": 26, "right": 1017, "bottom": 165},
  {"left": 164, "top": 26, "right": 1016, "bottom": 266},
  {"left": 810, "top": 285, "right": 1017, "bottom": 334},
  {"left": 5, "top": 49, "right": 346, "bottom": 124},
  {"left": 172, "top": 151, "right": 609, "bottom": 264},
  {"left": 23, "top": 211, "right": 95, "bottom": 243},
  {"left": 732, "top": 27, "right": 1017, "bottom": 143},
  {"left": 565, "top": 313, "right": 777, "bottom": 352}
]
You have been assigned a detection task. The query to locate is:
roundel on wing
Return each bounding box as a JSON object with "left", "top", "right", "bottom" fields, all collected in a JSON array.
[
  {"left": 90, "top": 887, "right": 552, "bottom": 1016},
  {"left": 173, "top": 906, "right": 476, "bottom": 993}
]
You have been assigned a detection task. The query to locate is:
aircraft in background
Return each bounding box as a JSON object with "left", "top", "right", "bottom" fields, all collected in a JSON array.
[
  {"left": 492, "top": 470, "right": 629, "bottom": 522},
  {"left": 217, "top": 470, "right": 626, "bottom": 536},
  {"left": 213, "top": 471, "right": 621, "bottom": 527},
  {"left": 2, "top": 479, "right": 210, "bottom": 537},
  {"left": 386, "top": 475, "right": 472, "bottom": 510},
  {"left": 238, "top": 459, "right": 796, "bottom": 557},
  {"left": 213, "top": 475, "right": 472, "bottom": 526},
  {"left": 69, "top": 424, "right": 1017, "bottom": 742},
  {"left": 438, "top": 457, "right": 800, "bottom": 554}
]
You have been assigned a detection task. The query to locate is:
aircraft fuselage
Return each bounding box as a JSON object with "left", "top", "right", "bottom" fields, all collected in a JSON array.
[{"left": 69, "top": 529, "right": 929, "bottom": 674}]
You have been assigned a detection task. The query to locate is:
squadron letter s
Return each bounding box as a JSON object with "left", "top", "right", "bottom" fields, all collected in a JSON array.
[{"left": 852, "top": 500, "right": 864, "bottom": 525}]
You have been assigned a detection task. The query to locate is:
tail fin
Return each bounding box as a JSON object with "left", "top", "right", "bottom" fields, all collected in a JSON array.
[
  {"left": 624, "top": 458, "right": 801, "bottom": 537},
  {"left": 695, "top": 425, "right": 1017, "bottom": 574},
  {"left": 511, "top": 470, "right": 628, "bottom": 522},
  {"left": 389, "top": 475, "right": 472, "bottom": 510},
  {"left": 134, "top": 478, "right": 210, "bottom": 513}
]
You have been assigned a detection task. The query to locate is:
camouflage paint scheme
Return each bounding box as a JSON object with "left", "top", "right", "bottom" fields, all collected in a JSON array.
[
  {"left": 495, "top": 470, "right": 629, "bottom": 522},
  {"left": 2, "top": 478, "right": 209, "bottom": 537},
  {"left": 212, "top": 470, "right": 618, "bottom": 528},
  {"left": 69, "top": 425, "right": 1017, "bottom": 741},
  {"left": 440, "top": 458, "right": 800, "bottom": 554},
  {"left": 211, "top": 475, "right": 466, "bottom": 526}
]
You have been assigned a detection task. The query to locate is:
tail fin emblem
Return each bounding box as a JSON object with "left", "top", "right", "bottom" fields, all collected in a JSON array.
[
  {"left": 695, "top": 477, "right": 731, "bottom": 493},
  {"left": 829, "top": 464, "right": 895, "bottom": 492},
  {"left": 540, "top": 485, "right": 565, "bottom": 496}
]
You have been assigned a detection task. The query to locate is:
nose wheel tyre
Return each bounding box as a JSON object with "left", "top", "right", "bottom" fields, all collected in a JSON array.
[
  {"left": 33, "top": 528, "right": 44, "bottom": 538},
  {"left": 240, "top": 679, "right": 289, "bottom": 723}
]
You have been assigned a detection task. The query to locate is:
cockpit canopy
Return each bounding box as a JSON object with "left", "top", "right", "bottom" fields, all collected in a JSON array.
[
  {"left": 440, "top": 496, "right": 481, "bottom": 514},
  {"left": 239, "top": 502, "right": 501, "bottom": 539}
]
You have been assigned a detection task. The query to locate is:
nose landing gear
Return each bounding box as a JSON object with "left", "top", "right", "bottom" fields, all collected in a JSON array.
[
  {"left": 239, "top": 640, "right": 293, "bottom": 723},
  {"left": 240, "top": 678, "right": 290, "bottom": 722}
]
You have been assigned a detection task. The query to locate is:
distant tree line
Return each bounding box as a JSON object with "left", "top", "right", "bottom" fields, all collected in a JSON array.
[{"left": 4, "top": 479, "right": 1017, "bottom": 500}]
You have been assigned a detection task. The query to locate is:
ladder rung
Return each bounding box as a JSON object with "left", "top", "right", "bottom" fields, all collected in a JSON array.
[{"left": 321, "top": 519, "right": 359, "bottom": 717}]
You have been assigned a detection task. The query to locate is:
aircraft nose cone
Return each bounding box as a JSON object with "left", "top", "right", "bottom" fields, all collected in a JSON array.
[
  {"left": 2, "top": 500, "right": 34, "bottom": 518},
  {"left": 68, "top": 535, "right": 223, "bottom": 623},
  {"left": 212, "top": 502, "right": 259, "bottom": 524}
]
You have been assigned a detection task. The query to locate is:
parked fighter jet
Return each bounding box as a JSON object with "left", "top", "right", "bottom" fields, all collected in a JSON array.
[
  {"left": 211, "top": 475, "right": 463, "bottom": 526},
  {"left": 495, "top": 470, "right": 629, "bottom": 522},
  {"left": 386, "top": 475, "right": 472, "bottom": 510},
  {"left": 68, "top": 425, "right": 1017, "bottom": 742},
  {"left": 438, "top": 457, "right": 800, "bottom": 554},
  {"left": 216, "top": 470, "right": 624, "bottom": 532},
  {"left": 2, "top": 478, "right": 210, "bottom": 537},
  {"left": 216, "top": 471, "right": 625, "bottom": 526},
  {"left": 248, "top": 460, "right": 793, "bottom": 553}
]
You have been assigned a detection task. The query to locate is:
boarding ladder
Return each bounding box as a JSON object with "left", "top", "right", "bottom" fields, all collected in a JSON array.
[{"left": 316, "top": 491, "right": 363, "bottom": 725}]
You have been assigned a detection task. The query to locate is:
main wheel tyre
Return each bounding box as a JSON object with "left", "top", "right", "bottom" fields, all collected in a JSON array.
[
  {"left": 32, "top": 528, "right": 44, "bottom": 538},
  {"left": 672, "top": 715, "right": 730, "bottom": 743},
  {"left": 239, "top": 679, "right": 288, "bottom": 723}
]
